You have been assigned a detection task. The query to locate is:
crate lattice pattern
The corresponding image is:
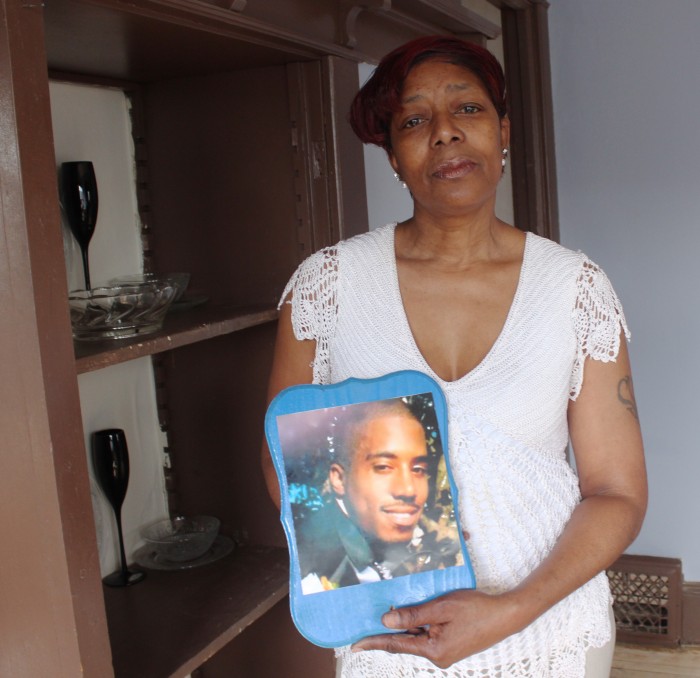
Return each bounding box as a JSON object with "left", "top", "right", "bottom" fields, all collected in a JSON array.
[{"left": 606, "top": 555, "right": 682, "bottom": 647}]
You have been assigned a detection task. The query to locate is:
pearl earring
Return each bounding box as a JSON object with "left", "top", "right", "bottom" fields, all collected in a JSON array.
[
  {"left": 501, "top": 148, "right": 508, "bottom": 168},
  {"left": 394, "top": 172, "right": 407, "bottom": 189}
]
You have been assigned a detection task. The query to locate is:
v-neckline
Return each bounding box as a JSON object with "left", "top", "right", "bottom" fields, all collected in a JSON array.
[{"left": 387, "top": 224, "right": 531, "bottom": 387}]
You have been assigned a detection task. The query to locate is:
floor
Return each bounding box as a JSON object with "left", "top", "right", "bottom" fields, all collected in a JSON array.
[{"left": 612, "top": 644, "right": 700, "bottom": 677}]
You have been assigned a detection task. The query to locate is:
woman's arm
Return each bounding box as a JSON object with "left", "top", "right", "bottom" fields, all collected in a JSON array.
[
  {"left": 261, "top": 301, "right": 316, "bottom": 508},
  {"left": 352, "top": 335, "right": 647, "bottom": 668}
]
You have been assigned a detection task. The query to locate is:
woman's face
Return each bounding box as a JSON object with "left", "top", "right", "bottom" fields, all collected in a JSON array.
[{"left": 388, "top": 59, "right": 509, "bottom": 220}]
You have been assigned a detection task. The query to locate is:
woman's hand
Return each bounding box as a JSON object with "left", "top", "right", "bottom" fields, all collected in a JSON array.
[{"left": 351, "top": 589, "right": 526, "bottom": 669}]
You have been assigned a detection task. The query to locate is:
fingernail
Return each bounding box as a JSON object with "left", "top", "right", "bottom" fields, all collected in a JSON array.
[{"left": 383, "top": 611, "right": 400, "bottom": 627}]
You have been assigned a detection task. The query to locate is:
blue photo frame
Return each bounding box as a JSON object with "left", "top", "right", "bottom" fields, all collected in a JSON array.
[{"left": 265, "top": 370, "right": 475, "bottom": 647}]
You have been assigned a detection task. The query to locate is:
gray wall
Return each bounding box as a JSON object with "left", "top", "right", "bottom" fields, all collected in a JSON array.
[{"left": 549, "top": 0, "right": 700, "bottom": 578}]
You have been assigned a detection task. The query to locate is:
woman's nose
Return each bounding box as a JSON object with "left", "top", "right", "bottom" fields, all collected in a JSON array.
[{"left": 431, "top": 112, "right": 463, "bottom": 146}]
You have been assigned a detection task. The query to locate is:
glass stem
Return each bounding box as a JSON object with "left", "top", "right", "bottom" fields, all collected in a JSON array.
[
  {"left": 81, "top": 245, "right": 91, "bottom": 289},
  {"left": 114, "top": 507, "right": 129, "bottom": 576}
]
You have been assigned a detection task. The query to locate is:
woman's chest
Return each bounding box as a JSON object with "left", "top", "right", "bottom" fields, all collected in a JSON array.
[
  {"left": 396, "top": 259, "right": 522, "bottom": 382},
  {"left": 331, "top": 249, "right": 578, "bottom": 436}
]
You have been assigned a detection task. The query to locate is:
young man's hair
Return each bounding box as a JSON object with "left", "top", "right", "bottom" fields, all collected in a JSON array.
[{"left": 331, "top": 398, "right": 421, "bottom": 469}]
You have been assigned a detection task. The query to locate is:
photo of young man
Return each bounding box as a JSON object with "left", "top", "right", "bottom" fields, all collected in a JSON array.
[{"left": 276, "top": 395, "right": 464, "bottom": 595}]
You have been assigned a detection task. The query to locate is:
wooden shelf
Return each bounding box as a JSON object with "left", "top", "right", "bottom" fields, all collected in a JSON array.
[
  {"left": 74, "top": 303, "right": 278, "bottom": 374},
  {"left": 103, "top": 544, "right": 289, "bottom": 678},
  {"left": 43, "top": 0, "right": 361, "bottom": 82}
]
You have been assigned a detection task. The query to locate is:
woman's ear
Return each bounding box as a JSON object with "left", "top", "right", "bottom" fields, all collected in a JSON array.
[
  {"left": 500, "top": 115, "right": 511, "bottom": 151},
  {"left": 329, "top": 463, "right": 346, "bottom": 496},
  {"left": 387, "top": 149, "right": 400, "bottom": 175}
]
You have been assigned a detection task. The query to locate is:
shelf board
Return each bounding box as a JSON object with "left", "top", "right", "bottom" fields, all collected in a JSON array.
[
  {"left": 103, "top": 544, "right": 289, "bottom": 678},
  {"left": 43, "top": 0, "right": 362, "bottom": 82},
  {"left": 74, "top": 302, "right": 278, "bottom": 374}
]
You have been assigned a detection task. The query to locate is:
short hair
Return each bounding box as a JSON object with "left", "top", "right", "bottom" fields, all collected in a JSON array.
[
  {"left": 349, "top": 35, "right": 507, "bottom": 152},
  {"left": 332, "top": 399, "right": 422, "bottom": 469}
]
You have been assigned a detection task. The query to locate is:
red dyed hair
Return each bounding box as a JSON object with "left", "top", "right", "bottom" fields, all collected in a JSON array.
[{"left": 349, "top": 35, "right": 507, "bottom": 151}]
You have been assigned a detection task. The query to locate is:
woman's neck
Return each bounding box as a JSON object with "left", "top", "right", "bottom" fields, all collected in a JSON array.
[{"left": 395, "top": 210, "right": 520, "bottom": 269}]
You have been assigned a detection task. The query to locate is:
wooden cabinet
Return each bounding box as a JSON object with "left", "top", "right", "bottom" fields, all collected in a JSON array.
[{"left": 0, "top": 1, "right": 556, "bottom": 676}]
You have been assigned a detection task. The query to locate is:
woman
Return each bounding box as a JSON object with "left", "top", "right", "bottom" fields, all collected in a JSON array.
[{"left": 262, "top": 35, "right": 647, "bottom": 677}]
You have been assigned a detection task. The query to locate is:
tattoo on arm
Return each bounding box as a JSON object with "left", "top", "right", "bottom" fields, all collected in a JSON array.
[{"left": 617, "top": 376, "right": 639, "bottom": 420}]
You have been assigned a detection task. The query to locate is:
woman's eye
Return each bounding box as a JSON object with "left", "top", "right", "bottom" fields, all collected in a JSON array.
[
  {"left": 458, "top": 104, "right": 480, "bottom": 114},
  {"left": 413, "top": 465, "right": 429, "bottom": 476},
  {"left": 403, "top": 116, "right": 423, "bottom": 129}
]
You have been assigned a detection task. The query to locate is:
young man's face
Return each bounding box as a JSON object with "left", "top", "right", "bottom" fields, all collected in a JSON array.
[{"left": 330, "top": 413, "right": 429, "bottom": 544}]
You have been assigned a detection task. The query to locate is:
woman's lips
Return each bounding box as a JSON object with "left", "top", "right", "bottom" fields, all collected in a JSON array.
[{"left": 432, "top": 158, "right": 476, "bottom": 179}]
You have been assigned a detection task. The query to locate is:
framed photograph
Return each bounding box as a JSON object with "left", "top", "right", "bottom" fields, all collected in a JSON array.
[{"left": 265, "top": 370, "right": 475, "bottom": 647}]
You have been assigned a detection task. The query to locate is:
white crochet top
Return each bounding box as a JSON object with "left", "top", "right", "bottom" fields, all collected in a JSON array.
[{"left": 280, "top": 224, "right": 630, "bottom": 678}]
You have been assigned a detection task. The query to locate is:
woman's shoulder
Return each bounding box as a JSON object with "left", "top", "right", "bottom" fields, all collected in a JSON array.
[
  {"left": 525, "top": 234, "right": 619, "bottom": 293},
  {"left": 279, "top": 224, "right": 395, "bottom": 304},
  {"left": 298, "top": 223, "right": 395, "bottom": 264},
  {"left": 524, "top": 232, "right": 593, "bottom": 287},
  {"left": 337, "top": 222, "right": 396, "bottom": 254},
  {"left": 526, "top": 232, "right": 585, "bottom": 266},
  {"left": 298, "top": 223, "right": 396, "bottom": 275}
]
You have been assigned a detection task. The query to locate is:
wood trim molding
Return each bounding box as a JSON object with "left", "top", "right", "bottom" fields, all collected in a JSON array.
[
  {"left": 286, "top": 61, "right": 331, "bottom": 257},
  {"left": 321, "top": 55, "right": 369, "bottom": 242},
  {"left": 0, "top": 2, "right": 113, "bottom": 675},
  {"left": 339, "top": 0, "right": 501, "bottom": 49},
  {"left": 45, "top": 0, "right": 362, "bottom": 65},
  {"left": 498, "top": 0, "right": 559, "bottom": 241},
  {"left": 404, "top": 0, "right": 502, "bottom": 36},
  {"left": 485, "top": 0, "right": 538, "bottom": 11},
  {"left": 683, "top": 582, "right": 700, "bottom": 644}
]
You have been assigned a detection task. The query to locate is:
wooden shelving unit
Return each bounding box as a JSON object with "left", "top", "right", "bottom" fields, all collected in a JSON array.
[
  {"left": 103, "top": 545, "right": 289, "bottom": 678},
  {"left": 0, "top": 0, "right": 562, "bottom": 675},
  {"left": 74, "top": 304, "right": 278, "bottom": 374}
]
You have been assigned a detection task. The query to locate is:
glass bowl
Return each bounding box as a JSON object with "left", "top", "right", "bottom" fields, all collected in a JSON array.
[
  {"left": 69, "top": 282, "right": 178, "bottom": 341},
  {"left": 108, "top": 272, "right": 190, "bottom": 303},
  {"left": 140, "top": 515, "right": 220, "bottom": 563}
]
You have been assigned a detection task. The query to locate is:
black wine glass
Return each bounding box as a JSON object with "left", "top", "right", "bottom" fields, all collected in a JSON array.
[
  {"left": 91, "top": 429, "right": 146, "bottom": 587},
  {"left": 60, "top": 161, "right": 98, "bottom": 289}
]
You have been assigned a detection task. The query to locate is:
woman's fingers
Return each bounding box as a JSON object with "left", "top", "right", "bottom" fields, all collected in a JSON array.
[
  {"left": 352, "top": 629, "right": 434, "bottom": 658},
  {"left": 350, "top": 590, "right": 523, "bottom": 670},
  {"left": 381, "top": 603, "right": 434, "bottom": 631}
]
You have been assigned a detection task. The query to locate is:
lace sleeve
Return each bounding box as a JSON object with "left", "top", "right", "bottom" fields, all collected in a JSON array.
[
  {"left": 569, "top": 257, "right": 631, "bottom": 400},
  {"left": 278, "top": 246, "right": 339, "bottom": 384}
]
